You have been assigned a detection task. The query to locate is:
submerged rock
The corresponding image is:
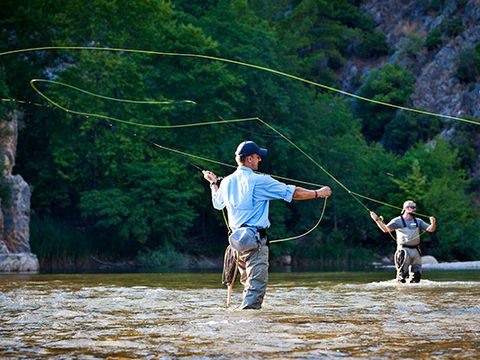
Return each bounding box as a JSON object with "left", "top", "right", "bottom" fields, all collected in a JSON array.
[
  {"left": 271, "top": 255, "right": 293, "bottom": 267},
  {"left": 422, "top": 255, "right": 439, "bottom": 264},
  {"left": 0, "top": 253, "right": 39, "bottom": 272}
]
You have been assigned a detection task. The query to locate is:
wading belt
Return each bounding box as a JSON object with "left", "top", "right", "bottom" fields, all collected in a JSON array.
[
  {"left": 253, "top": 227, "right": 268, "bottom": 246},
  {"left": 401, "top": 244, "right": 422, "bottom": 255},
  {"left": 240, "top": 225, "right": 267, "bottom": 239},
  {"left": 402, "top": 244, "right": 419, "bottom": 249}
]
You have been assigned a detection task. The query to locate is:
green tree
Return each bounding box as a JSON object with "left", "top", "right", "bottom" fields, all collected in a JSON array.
[
  {"left": 388, "top": 139, "right": 480, "bottom": 260},
  {"left": 357, "top": 31, "right": 389, "bottom": 58},
  {"left": 449, "top": 122, "right": 480, "bottom": 172},
  {"left": 0, "top": 67, "right": 12, "bottom": 113},
  {"left": 383, "top": 112, "right": 441, "bottom": 154},
  {"left": 3, "top": 0, "right": 247, "bottom": 259},
  {"left": 256, "top": 0, "right": 387, "bottom": 84},
  {"left": 455, "top": 45, "right": 480, "bottom": 83},
  {"left": 390, "top": 159, "right": 428, "bottom": 202},
  {"left": 425, "top": 27, "right": 443, "bottom": 50},
  {"left": 443, "top": 17, "right": 464, "bottom": 37},
  {"left": 355, "top": 64, "right": 415, "bottom": 144},
  {"left": 398, "top": 34, "right": 424, "bottom": 60},
  {"left": 79, "top": 160, "right": 200, "bottom": 254},
  {"left": 2, "top": 0, "right": 479, "bottom": 267}
]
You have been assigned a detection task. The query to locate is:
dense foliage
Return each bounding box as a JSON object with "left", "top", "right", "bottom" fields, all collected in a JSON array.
[
  {"left": 456, "top": 42, "right": 480, "bottom": 83},
  {"left": 1, "top": 0, "right": 479, "bottom": 269}
]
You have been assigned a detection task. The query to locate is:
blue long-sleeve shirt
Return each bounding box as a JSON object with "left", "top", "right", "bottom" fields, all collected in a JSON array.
[{"left": 212, "top": 166, "right": 295, "bottom": 229}]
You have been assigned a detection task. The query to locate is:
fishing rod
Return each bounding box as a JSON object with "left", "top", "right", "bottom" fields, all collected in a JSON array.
[
  {"left": 103, "top": 121, "right": 328, "bottom": 243},
  {"left": 3, "top": 78, "right": 433, "bottom": 220},
  {"left": 3, "top": 94, "right": 433, "bottom": 221}
]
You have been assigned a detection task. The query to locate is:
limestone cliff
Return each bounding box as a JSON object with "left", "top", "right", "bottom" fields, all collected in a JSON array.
[
  {"left": 361, "top": 0, "right": 480, "bottom": 118},
  {"left": 341, "top": 0, "right": 480, "bottom": 174},
  {"left": 0, "top": 111, "right": 39, "bottom": 272}
]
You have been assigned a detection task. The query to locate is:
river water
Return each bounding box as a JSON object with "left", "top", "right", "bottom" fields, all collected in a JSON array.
[{"left": 1, "top": 270, "right": 479, "bottom": 359}]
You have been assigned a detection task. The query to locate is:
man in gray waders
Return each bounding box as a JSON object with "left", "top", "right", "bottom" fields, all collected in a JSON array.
[
  {"left": 203, "top": 141, "right": 331, "bottom": 309},
  {"left": 370, "top": 200, "right": 436, "bottom": 283}
]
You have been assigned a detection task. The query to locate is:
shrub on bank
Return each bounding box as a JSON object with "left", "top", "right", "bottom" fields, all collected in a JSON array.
[
  {"left": 137, "top": 242, "right": 190, "bottom": 269},
  {"left": 30, "top": 215, "right": 93, "bottom": 270}
]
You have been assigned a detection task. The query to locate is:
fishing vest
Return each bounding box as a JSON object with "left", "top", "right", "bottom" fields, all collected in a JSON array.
[{"left": 395, "top": 216, "right": 420, "bottom": 247}]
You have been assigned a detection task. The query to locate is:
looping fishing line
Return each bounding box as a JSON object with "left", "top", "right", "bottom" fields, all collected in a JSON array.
[
  {"left": 1, "top": 46, "right": 451, "bottom": 223},
  {"left": 270, "top": 198, "right": 328, "bottom": 244},
  {"left": 2, "top": 46, "right": 479, "bottom": 126},
  {"left": 29, "top": 76, "right": 430, "bottom": 220},
  {"left": 32, "top": 79, "right": 198, "bottom": 105},
  {"left": 30, "top": 80, "right": 331, "bottom": 242}
]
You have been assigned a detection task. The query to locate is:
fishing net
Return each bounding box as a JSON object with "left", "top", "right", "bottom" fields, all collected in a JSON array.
[{"left": 222, "top": 245, "right": 238, "bottom": 286}]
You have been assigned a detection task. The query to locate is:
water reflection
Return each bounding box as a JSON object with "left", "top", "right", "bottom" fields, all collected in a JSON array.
[{"left": 1, "top": 271, "right": 479, "bottom": 359}]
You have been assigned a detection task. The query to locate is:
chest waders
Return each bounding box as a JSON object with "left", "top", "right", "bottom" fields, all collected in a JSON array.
[
  {"left": 222, "top": 228, "right": 268, "bottom": 308},
  {"left": 394, "top": 216, "right": 422, "bottom": 283}
]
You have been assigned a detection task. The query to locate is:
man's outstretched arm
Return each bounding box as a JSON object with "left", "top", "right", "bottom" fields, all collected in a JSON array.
[{"left": 293, "top": 186, "right": 331, "bottom": 200}]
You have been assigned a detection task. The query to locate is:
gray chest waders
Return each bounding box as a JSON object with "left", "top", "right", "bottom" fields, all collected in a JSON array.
[
  {"left": 222, "top": 227, "right": 267, "bottom": 307},
  {"left": 394, "top": 216, "right": 422, "bottom": 283}
]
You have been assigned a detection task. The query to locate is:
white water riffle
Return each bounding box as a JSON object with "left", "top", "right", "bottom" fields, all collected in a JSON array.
[{"left": 0, "top": 271, "right": 479, "bottom": 359}]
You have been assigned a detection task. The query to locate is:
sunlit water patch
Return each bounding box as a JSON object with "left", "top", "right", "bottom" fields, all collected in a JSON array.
[{"left": 0, "top": 271, "right": 479, "bottom": 359}]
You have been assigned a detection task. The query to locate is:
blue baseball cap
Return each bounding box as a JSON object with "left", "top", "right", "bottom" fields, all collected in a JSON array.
[{"left": 235, "top": 141, "right": 268, "bottom": 157}]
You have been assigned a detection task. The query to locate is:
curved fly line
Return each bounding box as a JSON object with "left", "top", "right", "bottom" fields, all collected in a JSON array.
[{"left": 1, "top": 45, "right": 455, "bottom": 235}]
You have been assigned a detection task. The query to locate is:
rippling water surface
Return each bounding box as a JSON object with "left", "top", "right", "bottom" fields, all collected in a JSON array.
[{"left": 1, "top": 270, "right": 479, "bottom": 359}]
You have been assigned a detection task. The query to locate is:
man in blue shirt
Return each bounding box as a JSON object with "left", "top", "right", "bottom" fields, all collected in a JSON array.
[{"left": 203, "top": 141, "right": 331, "bottom": 309}]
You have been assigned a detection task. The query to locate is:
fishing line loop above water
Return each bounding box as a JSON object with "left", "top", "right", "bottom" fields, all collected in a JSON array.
[
  {"left": 2, "top": 45, "right": 438, "bottom": 220},
  {"left": 2, "top": 46, "right": 479, "bottom": 126}
]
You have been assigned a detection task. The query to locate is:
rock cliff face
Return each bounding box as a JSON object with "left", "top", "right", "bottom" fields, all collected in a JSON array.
[
  {"left": 342, "top": 0, "right": 480, "bottom": 174},
  {"left": 361, "top": 0, "right": 480, "bottom": 118},
  {"left": 0, "top": 111, "right": 39, "bottom": 272}
]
